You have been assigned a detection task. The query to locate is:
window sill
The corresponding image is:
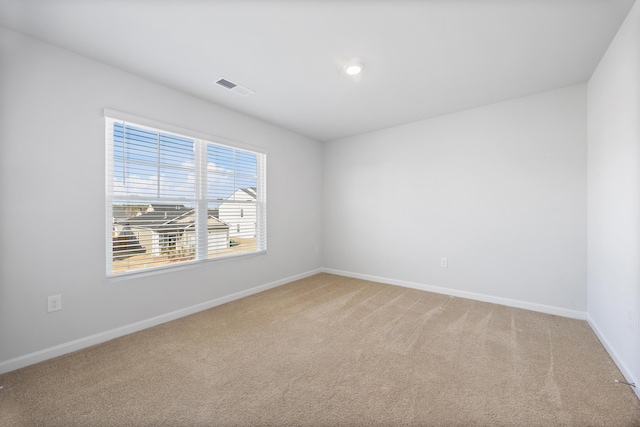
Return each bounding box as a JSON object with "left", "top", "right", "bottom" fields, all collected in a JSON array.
[{"left": 106, "top": 250, "right": 267, "bottom": 283}]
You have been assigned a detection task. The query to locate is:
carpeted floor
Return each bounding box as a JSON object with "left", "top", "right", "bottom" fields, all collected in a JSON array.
[{"left": 1, "top": 273, "right": 639, "bottom": 426}]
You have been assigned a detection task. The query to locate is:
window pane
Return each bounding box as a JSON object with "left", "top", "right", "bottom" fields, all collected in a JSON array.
[
  {"left": 159, "top": 133, "right": 194, "bottom": 167},
  {"left": 159, "top": 166, "right": 194, "bottom": 199},
  {"left": 111, "top": 202, "right": 197, "bottom": 274},
  {"left": 113, "top": 123, "right": 195, "bottom": 201},
  {"left": 235, "top": 150, "right": 257, "bottom": 176}
]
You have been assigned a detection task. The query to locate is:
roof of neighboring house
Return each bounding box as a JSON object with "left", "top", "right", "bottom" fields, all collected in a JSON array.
[
  {"left": 219, "top": 188, "right": 257, "bottom": 203},
  {"left": 123, "top": 205, "right": 228, "bottom": 232},
  {"left": 112, "top": 205, "right": 127, "bottom": 219},
  {"left": 242, "top": 188, "right": 256, "bottom": 198},
  {"left": 174, "top": 211, "right": 229, "bottom": 230},
  {"left": 147, "top": 204, "right": 189, "bottom": 213},
  {"left": 181, "top": 216, "right": 229, "bottom": 231},
  {"left": 126, "top": 205, "right": 192, "bottom": 227}
]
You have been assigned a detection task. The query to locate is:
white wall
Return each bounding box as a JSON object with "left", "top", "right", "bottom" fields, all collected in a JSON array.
[
  {"left": 587, "top": 0, "right": 640, "bottom": 396},
  {"left": 0, "top": 28, "right": 323, "bottom": 370},
  {"left": 324, "top": 85, "right": 587, "bottom": 315}
]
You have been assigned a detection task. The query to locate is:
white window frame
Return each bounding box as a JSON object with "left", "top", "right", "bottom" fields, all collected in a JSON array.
[{"left": 105, "top": 109, "right": 267, "bottom": 277}]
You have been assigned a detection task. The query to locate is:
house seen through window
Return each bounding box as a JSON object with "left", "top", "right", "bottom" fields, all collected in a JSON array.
[{"left": 106, "top": 114, "right": 266, "bottom": 276}]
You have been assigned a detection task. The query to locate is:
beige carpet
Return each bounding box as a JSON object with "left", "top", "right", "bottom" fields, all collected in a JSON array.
[{"left": 1, "top": 273, "right": 639, "bottom": 426}]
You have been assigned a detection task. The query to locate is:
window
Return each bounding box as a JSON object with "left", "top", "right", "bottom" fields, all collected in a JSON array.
[{"left": 105, "top": 110, "right": 266, "bottom": 276}]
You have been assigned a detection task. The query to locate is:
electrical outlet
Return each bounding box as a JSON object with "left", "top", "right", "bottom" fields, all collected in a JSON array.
[
  {"left": 47, "top": 295, "right": 62, "bottom": 313},
  {"left": 440, "top": 257, "right": 448, "bottom": 268},
  {"left": 628, "top": 310, "right": 635, "bottom": 331}
]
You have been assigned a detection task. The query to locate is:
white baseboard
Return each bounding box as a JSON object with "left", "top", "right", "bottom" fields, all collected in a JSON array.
[
  {"left": 587, "top": 314, "right": 640, "bottom": 400},
  {"left": 322, "top": 268, "right": 587, "bottom": 320},
  {"left": 0, "top": 268, "right": 322, "bottom": 375}
]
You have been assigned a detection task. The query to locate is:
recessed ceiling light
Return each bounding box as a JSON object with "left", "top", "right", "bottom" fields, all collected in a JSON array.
[{"left": 345, "top": 62, "right": 363, "bottom": 76}]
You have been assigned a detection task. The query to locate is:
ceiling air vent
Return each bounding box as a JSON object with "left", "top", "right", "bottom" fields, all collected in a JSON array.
[{"left": 215, "top": 77, "right": 254, "bottom": 97}]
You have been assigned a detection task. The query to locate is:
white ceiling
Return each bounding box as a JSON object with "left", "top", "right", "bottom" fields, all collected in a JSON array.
[{"left": 0, "top": 0, "right": 635, "bottom": 141}]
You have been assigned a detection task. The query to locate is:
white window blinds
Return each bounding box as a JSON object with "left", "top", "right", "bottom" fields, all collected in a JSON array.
[{"left": 106, "top": 112, "right": 266, "bottom": 276}]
